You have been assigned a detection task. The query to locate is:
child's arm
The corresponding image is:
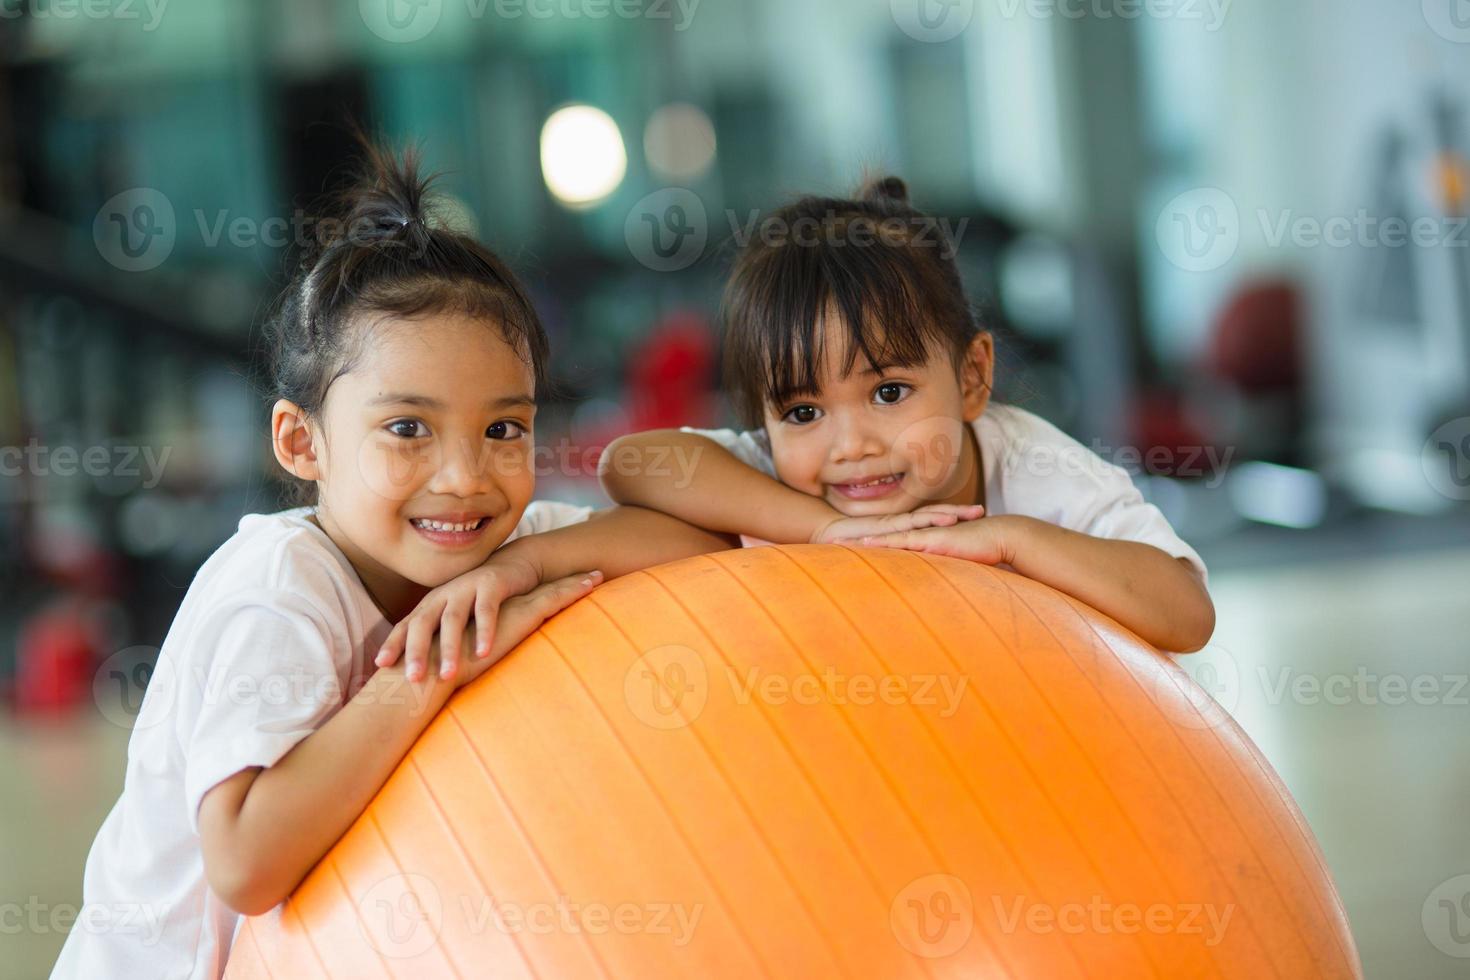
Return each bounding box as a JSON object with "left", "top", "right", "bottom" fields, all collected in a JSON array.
[
  {"left": 599, "top": 430, "right": 981, "bottom": 544},
  {"left": 502, "top": 504, "right": 739, "bottom": 583},
  {"left": 197, "top": 572, "right": 595, "bottom": 916},
  {"left": 855, "top": 516, "right": 1215, "bottom": 653},
  {"left": 377, "top": 506, "right": 740, "bottom": 679},
  {"left": 600, "top": 430, "right": 839, "bottom": 542}
]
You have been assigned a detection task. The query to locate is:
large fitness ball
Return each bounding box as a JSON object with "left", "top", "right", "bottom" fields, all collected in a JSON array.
[{"left": 225, "top": 545, "right": 1360, "bottom": 978}]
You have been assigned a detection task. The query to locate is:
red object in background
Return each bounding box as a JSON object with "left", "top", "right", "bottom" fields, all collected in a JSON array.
[
  {"left": 564, "top": 312, "right": 719, "bottom": 480},
  {"left": 1130, "top": 389, "right": 1216, "bottom": 478},
  {"left": 623, "top": 311, "right": 716, "bottom": 431},
  {"left": 14, "top": 600, "right": 99, "bottom": 714},
  {"left": 1206, "top": 280, "right": 1303, "bottom": 394}
]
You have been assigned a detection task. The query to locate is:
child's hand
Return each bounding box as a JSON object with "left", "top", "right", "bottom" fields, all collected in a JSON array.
[
  {"left": 436, "top": 571, "right": 604, "bottom": 690},
  {"left": 377, "top": 554, "right": 601, "bottom": 682},
  {"left": 851, "top": 514, "right": 1022, "bottom": 566},
  {"left": 812, "top": 504, "right": 985, "bottom": 545}
]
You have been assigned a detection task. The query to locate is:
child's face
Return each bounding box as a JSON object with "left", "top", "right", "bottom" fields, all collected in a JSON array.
[
  {"left": 297, "top": 313, "right": 537, "bottom": 598},
  {"left": 762, "top": 312, "right": 993, "bottom": 518}
]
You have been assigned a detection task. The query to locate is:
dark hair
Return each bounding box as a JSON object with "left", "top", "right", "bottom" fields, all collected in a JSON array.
[
  {"left": 265, "top": 140, "right": 549, "bottom": 425},
  {"left": 721, "top": 175, "right": 980, "bottom": 428}
]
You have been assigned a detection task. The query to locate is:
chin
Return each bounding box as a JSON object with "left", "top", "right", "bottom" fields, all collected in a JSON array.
[
  {"left": 825, "top": 494, "right": 915, "bottom": 519},
  {"left": 404, "top": 551, "right": 488, "bottom": 589}
]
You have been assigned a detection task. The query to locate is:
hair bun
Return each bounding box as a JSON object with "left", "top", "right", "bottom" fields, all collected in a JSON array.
[
  {"left": 859, "top": 175, "right": 910, "bottom": 205},
  {"left": 304, "top": 136, "right": 438, "bottom": 258}
]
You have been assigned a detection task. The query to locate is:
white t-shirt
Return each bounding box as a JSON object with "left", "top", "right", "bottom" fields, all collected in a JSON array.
[
  {"left": 683, "top": 402, "right": 1206, "bottom": 581},
  {"left": 51, "top": 502, "right": 591, "bottom": 980}
]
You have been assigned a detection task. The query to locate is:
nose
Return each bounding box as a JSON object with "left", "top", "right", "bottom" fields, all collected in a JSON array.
[
  {"left": 427, "top": 434, "right": 499, "bottom": 499},
  {"left": 828, "top": 409, "right": 885, "bottom": 465}
]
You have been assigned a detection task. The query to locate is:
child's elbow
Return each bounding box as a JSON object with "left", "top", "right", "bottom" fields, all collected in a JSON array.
[
  {"left": 599, "top": 430, "right": 681, "bottom": 502},
  {"left": 205, "top": 858, "right": 278, "bottom": 916},
  {"left": 221, "top": 884, "right": 284, "bottom": 918},
  {"left": 597, "top": 433, "right": 642, "bottom": 501},
  {"left": 1166, "top": 589, "right": 1216, "bottom": 654}
]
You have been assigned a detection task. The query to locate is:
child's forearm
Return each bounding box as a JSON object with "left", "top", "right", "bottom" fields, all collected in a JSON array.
[
  {"left": 1003, "top": 516, "right": 1215, "bottom": 653},
  {"left": 497, "top": 505, "right": 737, "bottom": 583},
  {"left": 600, "top": 431, "right": 837, "bottom": 543},
  {"left": 199, "top": 655, "right": 457, "bottom": 915}
]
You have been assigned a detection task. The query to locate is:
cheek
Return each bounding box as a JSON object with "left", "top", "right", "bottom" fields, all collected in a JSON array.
[
  {"left": 770, "top": 436, "right": 826, "bottom": 490},
  {"left": 886, "top": 399, "right": 972, "bottom": 500},
  {"left": 494, "top": 442, "right": 537, "bottom": 502},
  {"left": 354, "top": 435, "right": 439, "bottom": 502},
  {"left": 890, "top": 416, "right": 964, "bottom": 467}
]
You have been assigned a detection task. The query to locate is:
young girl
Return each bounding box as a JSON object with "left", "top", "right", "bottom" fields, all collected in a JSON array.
[
  {"left": 53, "top": 144, "right": 729, "bottom": 979},
  {"left": 600, "top": 176, "right": 1215, "bottom": 653}
]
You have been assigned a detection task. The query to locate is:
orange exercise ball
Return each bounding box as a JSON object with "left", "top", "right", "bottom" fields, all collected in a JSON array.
[{"left": 225, "top": 545, "right": 1360, "bottom": 979}]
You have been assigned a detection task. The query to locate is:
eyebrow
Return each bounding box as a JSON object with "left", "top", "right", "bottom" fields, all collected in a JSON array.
[
  {"left": 858, "top": 359, "right": 922, "bottom": 376},
  {"left": 773, "top": 361, "right": 915, "bottom": 400},
  {"left": 368, "top": 393, "right": 536, "bottom": 410},
  {"left": 771, "top": 383, "right": 819, "bottom": 405}
]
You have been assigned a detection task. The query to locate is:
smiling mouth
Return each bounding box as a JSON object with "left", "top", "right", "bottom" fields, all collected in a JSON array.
[
  {"left": 408, "top": 516, "right": 492, "bottom": 548},
  {"left": 410, "top": 517, "right": 488, "bottom": 532},
  {"left": 830, "top": 473, "right": 905, "bottom": 499}
]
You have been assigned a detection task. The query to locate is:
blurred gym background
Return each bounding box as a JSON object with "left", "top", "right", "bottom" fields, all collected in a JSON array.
[{"left": 2, "top": 1, "right": 1468, "bottom": 976}]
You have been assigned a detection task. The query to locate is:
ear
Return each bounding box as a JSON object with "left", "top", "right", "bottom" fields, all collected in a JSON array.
[
  {"left": 271, "top": 399, "right": 322, "bottom": 482},
  {"left": 959, "top": 332, "right": 994, "bottom": 422}
]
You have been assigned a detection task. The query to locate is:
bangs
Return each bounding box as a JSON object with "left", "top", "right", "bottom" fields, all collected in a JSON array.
[
  {"left": 358, "top": 273, "right": 547, "bottom": 384},
  {"left": 722, "top": 208, "right": 969, "bottom": 426}
]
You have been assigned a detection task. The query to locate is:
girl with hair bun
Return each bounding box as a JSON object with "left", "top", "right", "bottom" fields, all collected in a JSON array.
[
  {"left": 53, "top": 141, "right": 730, "bottom": 980},
  {"left": 604, "top": 175, "right": 1216, "bottom": 653}
]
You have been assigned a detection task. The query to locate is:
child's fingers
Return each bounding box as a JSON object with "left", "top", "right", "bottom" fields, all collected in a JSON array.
[
  {"left": 481, "top": 571, "right": 602, "bottom": 667},
  {"left": 519, "top": 571, "right": 601, "bottom": 624},
  {"left": 473, "top": 591, "right": 499, "bottom": 660},
  {"left": 375, "top": 623, "right": 406, "bottom": 667},
  {"left": 883, "top": 511, "right": 955, "bottom": 535},
  {"left": 437, "top": 600, "right": 473, "bottom": 681},
  {"left": 403, "top": 612, "right": 439, "bottom": 682},
  {"left": 473, "top": 572, "right": 528, "bottom": 660},
  {"left": 858, "top": 528, "right": 934, "bottom": 551},
  {"left": 857, "top": 531, "right": 901, "bottom": 548},
  {"left": 917, "top": 503, "right": 985, "bottom": 520}
]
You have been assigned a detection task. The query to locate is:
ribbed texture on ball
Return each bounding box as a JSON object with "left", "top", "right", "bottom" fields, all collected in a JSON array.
[{"left": 226, "top": 545, "right": 1360, "bottom": 979}]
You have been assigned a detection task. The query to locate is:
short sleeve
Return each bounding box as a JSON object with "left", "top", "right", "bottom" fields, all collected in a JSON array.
[
  {"left": 678, "top": 426, "right": 778, "bottom": 479},
  {"left": 180, "top": 592, "right": 347, "bottom": 833},
  {"left": 506, "top": 500, "right": 595, "bottom": 542},
  {"left": 985, "top": 407, "right": 1208, "bottom": 585},
  {"left": 1071, "top": 466, "right": 1210, "bottom": 585}
]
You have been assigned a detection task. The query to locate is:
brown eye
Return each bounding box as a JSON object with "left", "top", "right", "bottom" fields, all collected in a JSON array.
[
  {"left": 387, "top": 419, "right": 427, "bottom": 438},
  {"left": 875, "top": 383, "right": 909, "bottom": 404},
  {"left": 487, "top": 421, "right": 526, "bottom": 441},
  {"left": 783, "top": 404, "right": 821, "bottom": 425}
]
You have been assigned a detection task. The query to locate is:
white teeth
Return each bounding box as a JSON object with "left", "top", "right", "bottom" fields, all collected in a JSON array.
[{"left": 413, "top": 518, "right": 483, "bottom": 532}]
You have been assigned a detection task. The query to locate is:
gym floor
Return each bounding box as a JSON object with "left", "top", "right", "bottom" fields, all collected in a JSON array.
[{"left": 3, "top": 534, "right": 1466, "bottom": 979}]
